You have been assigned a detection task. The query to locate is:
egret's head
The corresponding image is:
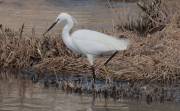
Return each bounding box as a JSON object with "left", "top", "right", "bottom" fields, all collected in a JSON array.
[
  {"left": 44, "top": 13, "right": 77, "bottom": 35},
  {"left": 56, "top": 13, "right": 69, "bottom": 23}
]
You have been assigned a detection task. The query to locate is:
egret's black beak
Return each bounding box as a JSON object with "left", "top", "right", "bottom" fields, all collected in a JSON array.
[{"left": 44, "top": 20, "right": 58, "bottom": 35}]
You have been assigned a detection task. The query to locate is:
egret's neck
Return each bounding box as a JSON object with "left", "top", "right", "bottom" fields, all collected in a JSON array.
[
  {"left": 62, "top": 18, "right": 73, "bottom": 39},
  {"left": 61, "top": 17, "right": 74, "bottom": 51}
]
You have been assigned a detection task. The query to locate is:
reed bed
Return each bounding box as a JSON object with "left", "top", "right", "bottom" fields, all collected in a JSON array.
[
  {"left": 0, "top": 0, "right": 180, "bottom": 82},
  {"left": 116, "top": 0, "right": 180, "bottom": 35},
  {"left": 0, "top": 23, "right": 179, "bottom": 81}
]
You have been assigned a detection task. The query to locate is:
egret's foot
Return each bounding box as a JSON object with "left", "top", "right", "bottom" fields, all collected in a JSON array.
[
  {"left": 103, "top": 65, "right": 109, "bottom": 75},
  {"left": 103, "top": 65, "right": 113, "bottom": 85}
]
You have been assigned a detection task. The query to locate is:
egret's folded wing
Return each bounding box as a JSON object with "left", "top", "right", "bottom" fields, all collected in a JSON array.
[
  {"left": 72, "top": 39, "right": 112, "bottom": 55},
  {"left": 71, "top": 29, "right": 130, "bottom": 54}
]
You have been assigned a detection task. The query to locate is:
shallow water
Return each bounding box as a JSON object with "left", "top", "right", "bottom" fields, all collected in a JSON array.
[
  {"left": 0, "top": 0, "right": 141, "bottom": 36},
  {"left": 0, "top": 70, "right": 180, "bottom": 111},
  {"left": 0, "top": 0, "right": 179, "bottom": 36},
  {"left": 0, "top": 80, "right": 180, "bottom": 111}
]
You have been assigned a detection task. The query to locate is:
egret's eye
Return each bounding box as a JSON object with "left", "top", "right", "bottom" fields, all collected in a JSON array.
[{"left": 57, "top": 19, "right": 60, "bottom": 21}]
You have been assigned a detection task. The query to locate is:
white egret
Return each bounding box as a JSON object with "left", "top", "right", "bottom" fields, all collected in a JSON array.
[{"left": 44, "top": 13, "right": 130, "bottom": 86}]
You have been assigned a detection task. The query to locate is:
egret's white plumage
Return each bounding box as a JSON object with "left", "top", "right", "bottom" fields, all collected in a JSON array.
[
  {"left": 44, "top": 13, "right": 130, "bottom": 85},
  {"left": 71, "top": 30, "right": 129, "bottom": 55}
]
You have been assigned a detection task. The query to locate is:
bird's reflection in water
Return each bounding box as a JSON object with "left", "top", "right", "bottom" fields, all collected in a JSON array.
[{"left": 87, "top": 90, "right": 118, "bottom": 111}]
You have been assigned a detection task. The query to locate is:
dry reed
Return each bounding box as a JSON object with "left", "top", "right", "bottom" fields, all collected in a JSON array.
[{"left": 116, "top": 0, "right": 180, "bottom": 35}]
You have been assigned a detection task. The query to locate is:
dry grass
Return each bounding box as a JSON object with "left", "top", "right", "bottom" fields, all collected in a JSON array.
[
  {"left": 116, "top": 0, "right": 180, "bottom": 35},
  {"left": 110, "top": 25, "right": 180, "bottom": 81},
  {"left": 0, "top": 24, "right": 40, "bottom": 68}
]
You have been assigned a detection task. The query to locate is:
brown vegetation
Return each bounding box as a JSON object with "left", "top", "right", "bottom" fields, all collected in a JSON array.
[
  {"left": 116, "top": 0, "right": 180, "bottom": 35},
  {"left": 0, "top": 0, "right": 180, "bottom": 82}
]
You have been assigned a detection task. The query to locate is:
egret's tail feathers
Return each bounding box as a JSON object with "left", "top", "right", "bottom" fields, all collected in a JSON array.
[
  {"left": 108, "top": 37, "right": 130, "bottom": 51},
  {"left": 117, "top": 38, "right": 130, "bottom": 50}
]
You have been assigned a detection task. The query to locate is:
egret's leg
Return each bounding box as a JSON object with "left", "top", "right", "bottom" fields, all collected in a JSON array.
[
  {"left": 87, "top": 54, "right": 96, "bottom": 88},
  {"left": 91, "top": 65, "right": 96, "bottom": 85},
  {"left": 103, "top": 51, "right": 119, "bottom": 74}
]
